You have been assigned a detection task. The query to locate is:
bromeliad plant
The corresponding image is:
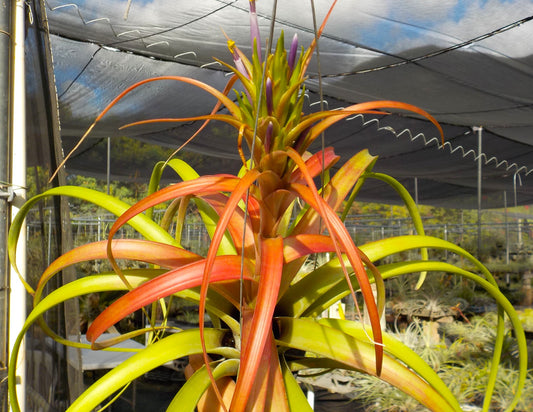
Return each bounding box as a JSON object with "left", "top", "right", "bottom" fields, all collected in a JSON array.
[{"left": 8, "top": 1, "right": 527, "bottom": 411}]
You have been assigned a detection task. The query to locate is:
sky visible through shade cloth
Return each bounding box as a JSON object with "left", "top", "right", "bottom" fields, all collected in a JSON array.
[{"left": 32, "top": 0, "right": 533, "bottom": 207}]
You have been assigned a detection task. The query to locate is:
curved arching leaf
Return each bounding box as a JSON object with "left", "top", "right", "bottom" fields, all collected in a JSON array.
[
  {"left": 8, "top": 271, "right": 156, "bottom": 412},
  {"left": 356, "top": 171, "right": 429, "bottom": 289},
  {"left": 289, "top": 147, "right": 339, "bottom": 185},
  {"left": 167, "top": 359, "right": 239, "bottom": 412},
  {"left": 281, "top": 355, "right": 314, "bottom": 412},
  {"left": 8, "top": 186, "right": 177, "bottom": 293},
  {"left": 290, "top": 148, "right": 376, "bottom": 236},
  {"left": 87, "top": 255, "right": 255, "bottom": 343},
  {"left": 275, "top": 317, "right": 459, "bottom": 412},
  {"left": 360, "top": 235, "right": 495, "bottom": 282},
  {"left": 297, "top": 259, "right": 527, "bottom": 412},
  {"left": 284, "top": 148, "right": 384, "bottom": 371},
  {"left": 34, "top": 239, "right": 202, "bottom": 303},
  {"left": 67, "top": 329, "right": 238, "bottom": 412},
  {"left": 8, "top": 269, "right": 243, "bottom": 412},
  {"left": 318, "top": 318, "right": 462, "bottom": 411},
  {"left": 288, "top": 179, "right": 384, "bottom": 371},
  {"left": 146, "top": 159, "right": 243, "bottom": 255}
]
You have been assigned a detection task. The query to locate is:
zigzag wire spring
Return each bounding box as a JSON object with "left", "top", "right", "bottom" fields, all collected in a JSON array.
[
  {"left": 343, "top": 112, "right": 532, "bottom": 178},
  {"left": 44, "top": 2, "right": 533, "bottom": 182}
]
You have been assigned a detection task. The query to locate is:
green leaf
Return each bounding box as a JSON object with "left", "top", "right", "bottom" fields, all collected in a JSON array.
[
  {"left": 275, "top": 317, "right": 459, "bottom": 412},
  {"left": 317, "top": 318, "right": 462, "bottom": 411},
  {"left": 360, "top": 235, "right": 496, "bottom": 284},
  {"left": 147, "top": 159, "right": 238, "bottom": 254},
  {"left": 278, "top": 256, "right": 353, "bottom": 318},
  {"left": 362, "top": 171, "right": 429, "bottom": 288},
  {"left": 283, "top": 234, "right": 500, "bottom": 318},
  {"left": 281, "top": 355, "right": 313, "bottom": 412},
  {"left": 67, "top": 329, "right": 237, "bottom": 412},
  {"left": 8, "top": 269, "right": 245, "bottom": 411},
  {"left": 8, "top": 186, "right": 176, "bottom": 291},
  {"left": 8, "top": 271, "right": 154, "bottom": 412},
  {"left": 168, "top": 359, "right": 239, "bottom": 411},
  {"left": 300, "top": 259, "right": 528, "bottom": 412}
]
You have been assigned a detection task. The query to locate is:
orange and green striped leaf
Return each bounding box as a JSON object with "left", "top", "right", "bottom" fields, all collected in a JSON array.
[
  {"left": 86, "top": 255, "right": 254, "bottom": 344},
  {"left": 231, "top": 236, "right": 286, "bottom": 411}
]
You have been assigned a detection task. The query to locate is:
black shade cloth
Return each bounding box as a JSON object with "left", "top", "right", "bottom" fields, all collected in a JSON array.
[{"left": 31, "top": 0, "right": 533, "bottom": 207}]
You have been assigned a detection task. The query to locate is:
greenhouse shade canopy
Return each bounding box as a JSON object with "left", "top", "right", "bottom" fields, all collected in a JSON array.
[{"left": 28, "top": 0, "right": 533, "bottom": 208}]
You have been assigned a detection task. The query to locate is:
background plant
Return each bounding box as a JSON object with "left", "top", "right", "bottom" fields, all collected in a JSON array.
[{"left": 334, "top": 314, "right": 532, "bottom": 412}]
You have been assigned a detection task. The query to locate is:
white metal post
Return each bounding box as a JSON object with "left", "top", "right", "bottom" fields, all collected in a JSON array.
[
  {"left": 474, "top": 126, "right": 483, "bottom": 258},
  {"left": 9, "top": 1, "right": 27, "bottom": 410},
  {"left": 0, "top": 0, "right": 10, "bottom": 406},
  {"left": 504, "top": 191, "right": 509, "bottom": 265}
]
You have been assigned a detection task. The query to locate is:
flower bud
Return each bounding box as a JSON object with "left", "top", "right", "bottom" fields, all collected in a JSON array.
[
  {"left": 227, "top": 39, "right": 250, "bottom": 79},
  {"left": 266, "top": 77, "right": 273, "bottom": 115},
  {"left": 249, "top": 1, "right": 262, "bottom": 62},
  {"left": 288, "top": 33, "right": 298, "bottom": 73},
  {"left": 264, "top": 121, "right": 274, "bottom": 153}
]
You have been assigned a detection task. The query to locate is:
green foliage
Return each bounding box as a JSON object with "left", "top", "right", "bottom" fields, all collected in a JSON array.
[
  {"left": 516, "top": 308, "right": 533, "bottom": 332},
  {"left": 8, "top": 3, "right": 529, "bottom": 411},
  {"left": 65, "top": 174, "right": 144, "bottom": 216},
  {"left": 343, "top": 315, "right": 533, "bottom": 412}
]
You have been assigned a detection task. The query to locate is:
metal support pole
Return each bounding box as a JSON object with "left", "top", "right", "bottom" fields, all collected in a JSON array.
[
  {"left": 413, "top": 177, "right": 419, "bottom": 261},
  {"left": 47, "top": 210, "right": 52, "bottom": 265},
  {"left": 474, "top": 126, "right": 483, "bottom": 258},
  {"left": 513, "top": 173, "right": 521, "bottom": 246},
  {"left": 504, "top": 191, "right": 509, "bottom": 265},
  {"left": 9, "top": 1, "right": 27, "bottom": 409},
  {"left": 0, "top": 1, "right": 12, "bottom": 407},
  {"left": 414, "top": 177, "right": 419, "bottom": 205},
  {"left": 106, "top": 137, "right": 111, "bottom": 195}
]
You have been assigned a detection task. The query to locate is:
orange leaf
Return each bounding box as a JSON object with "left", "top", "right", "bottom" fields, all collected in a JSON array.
[
  {"left": 119, "top": 114, "right": 244, "bottom": 131},
  {"left": 307, "top": 101, "right": 444, "bottom": 148},
  {"left": 202, "top": 193, "right": 258, "bottom": 255},
  {"left": 34, "top": 239, "right": 201, "bottom": 303},
  {"left": 290, "top": 181, "right": 383, "bottom": 373},
  {"left": 289, "top": 147, "right": 339, "bottom": 184},
  {"left": 198, "top": 169, "right": 262, "bottom": 407},
  {"left": 231, "top": 236, "right": 285, "bottom": 412},
  {"left": 291, "top": 149, "right": 376, "bottom": 236},
  {"left": 287, "top": 101, "right": 443, "bottom": 154},
  {"left": 86, "top": 255, "right": 254, "bottom": 344},
  {"left": 105, "top": 175, "right": 242, "bottom": 275},
  {"left": 283, "top": 234, "right": 339, "bottom": 263},
  {"left": 284, "top": 147, "right": 383, "bottom": 374},
  {"left": 52, "top": 76, "right": 242, "bottom": 182},
  {"left": 300, "top": 0, "right": 339, "bottom": 78}
]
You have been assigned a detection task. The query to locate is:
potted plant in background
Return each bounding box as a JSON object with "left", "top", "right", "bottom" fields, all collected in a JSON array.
[{"left": 8, "top": 1, "right": 527, "bottom": 411}]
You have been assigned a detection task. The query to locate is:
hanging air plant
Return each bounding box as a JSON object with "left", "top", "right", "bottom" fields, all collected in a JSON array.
[{"left": 8, "top": 1, "right": 527, "bottom": 411}]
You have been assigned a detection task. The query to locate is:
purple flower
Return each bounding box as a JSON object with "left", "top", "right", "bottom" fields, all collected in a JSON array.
[
  {"left": 227, "top": 39, "right": 250, "bottom": 79},
  {"left": 288, "top": 33, "right": 298, "bottom": 73},
  {"left": 266, "top": 77, "right": 273, "bottom": 115},
  {"left": 294, "top": 126, "right": 310, "bottom": 152},
  {"left": 249, "top": 0, "right": 262, "bottom": 62},
  {"left": 264, "top": 121, "right": 274, "bottom": 152}
]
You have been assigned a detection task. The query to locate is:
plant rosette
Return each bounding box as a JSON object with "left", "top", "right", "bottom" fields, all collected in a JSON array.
[{"left": 8, "top": 1, "right": 527, "bottom": 411}]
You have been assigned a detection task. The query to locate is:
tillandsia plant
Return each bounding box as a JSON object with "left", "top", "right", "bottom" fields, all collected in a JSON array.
[{"left": 8, "top": 1, "right": 528, "bottom": 411}]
